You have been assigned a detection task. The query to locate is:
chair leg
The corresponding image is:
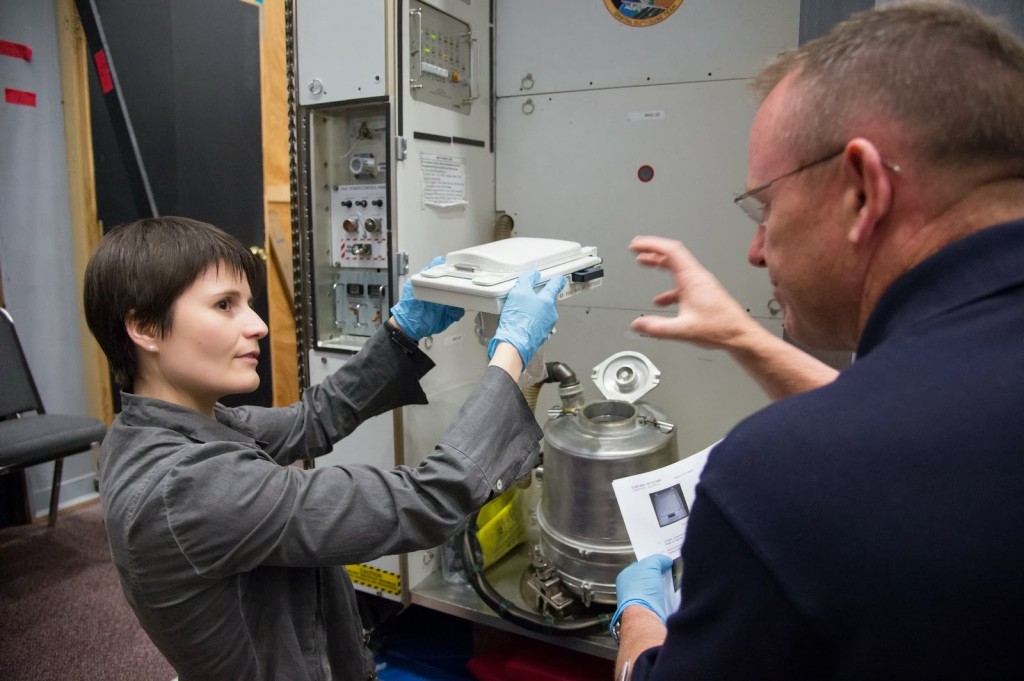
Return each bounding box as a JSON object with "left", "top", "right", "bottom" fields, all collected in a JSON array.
[{"left": 47, "top": 457, "right": 63, "bottom": 528}]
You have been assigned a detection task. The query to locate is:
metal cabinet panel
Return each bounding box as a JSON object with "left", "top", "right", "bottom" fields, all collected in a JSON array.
[
  {"left": 496, "top": 0, "right": 800, "bottom": 97},
  {"left": 295, "top": 0, "right": 387, "bottom": 105},
  {"left": 496, "top": 80, "right": 777, "bottom": 319}
]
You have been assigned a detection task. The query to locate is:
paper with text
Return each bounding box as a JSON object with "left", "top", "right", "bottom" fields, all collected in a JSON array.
[
  {"left": 611, "top": 439, "right": 719, "bottom": 615},
  {"left": 420, "top": 153, "right": 467, "bottom": 207}
]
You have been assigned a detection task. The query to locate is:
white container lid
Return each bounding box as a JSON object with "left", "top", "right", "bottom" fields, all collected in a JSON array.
[{"left": 410, "top": 237, "right": 602, "bottom": 313}]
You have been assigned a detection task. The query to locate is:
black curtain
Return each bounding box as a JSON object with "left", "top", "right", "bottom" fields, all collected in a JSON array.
[{"left": 87, "top": 0, "right": 271, "bottom": 408}]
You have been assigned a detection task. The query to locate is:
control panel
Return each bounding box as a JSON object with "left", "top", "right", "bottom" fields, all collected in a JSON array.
[
  {"left": 307, "top": 102, "right": 391, "bottom": 349},
  {"left": 333, "top": 183, "right": 387, "bottom": 266},
  {"left": 409, "top": 0, "right": 475, "bottom": 114}
]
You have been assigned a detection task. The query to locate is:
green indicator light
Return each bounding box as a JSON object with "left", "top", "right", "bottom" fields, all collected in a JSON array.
[
  {"left": 430, "top": 33, "right": 437, "bottom": 39},
  {"left": 424, "top": 47, "right": 431, "bottom": 54}
]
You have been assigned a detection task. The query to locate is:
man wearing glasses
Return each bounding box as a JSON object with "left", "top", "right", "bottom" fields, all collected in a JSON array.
[{"left": 611, "top": 3, "right": 1024, "bottom": 679}]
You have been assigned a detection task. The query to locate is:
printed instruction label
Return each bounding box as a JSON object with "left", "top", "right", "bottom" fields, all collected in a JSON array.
[{"left": 421, "top": 153, "right": 467, "bottom": 207}]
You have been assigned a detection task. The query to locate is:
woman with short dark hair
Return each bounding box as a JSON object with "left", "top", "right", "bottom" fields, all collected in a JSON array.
[{"left": 83, "top": 216, "right": 563, "bottom": 681}]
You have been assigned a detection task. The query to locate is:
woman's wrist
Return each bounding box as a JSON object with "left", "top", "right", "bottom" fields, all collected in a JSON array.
[{"left": 488, "top": 342, "right": 523, "bottom": 382}]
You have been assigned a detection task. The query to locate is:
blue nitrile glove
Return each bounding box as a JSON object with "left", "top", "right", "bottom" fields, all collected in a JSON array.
[
  {"left": 390, "top": 256, "right": 465, "bottom": 342},
  {"left": 487, "top": 270, "right": 566, "bottom": 367},
  {"left": 609, "top": 554, "right": 674, "bottom": 635}
]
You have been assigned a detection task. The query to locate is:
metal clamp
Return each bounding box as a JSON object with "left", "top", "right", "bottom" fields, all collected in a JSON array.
[
  {"left": 546, "top": 406, "right": 578, "bottom": 420},
  {"left": 637, "top": 415, "right": 675, "bottom": 434}
]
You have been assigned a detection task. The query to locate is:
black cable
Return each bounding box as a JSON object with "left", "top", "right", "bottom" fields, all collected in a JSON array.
[{"left": 459, "top": 511, "right": 611, "bottom": 636}]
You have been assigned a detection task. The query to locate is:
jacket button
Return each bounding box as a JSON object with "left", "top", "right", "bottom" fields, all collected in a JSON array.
[{"left": 495, "top": 479, "right": 504, "bottom": 492}]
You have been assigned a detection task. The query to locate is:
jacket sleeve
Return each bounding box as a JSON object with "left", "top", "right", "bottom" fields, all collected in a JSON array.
[
  {"left": 163, "top": 366, "right": 543, "bottom": 573},
  {"left": 216, "top": 323, "right": 435, "bottom": 465}
]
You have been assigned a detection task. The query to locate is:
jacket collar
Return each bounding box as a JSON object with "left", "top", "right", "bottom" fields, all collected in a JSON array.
[
  {"left": 858, "top": 218, "right": 1024, "bottom": 357},
  {"left": 118, "top": 392, "right": 260, "bottom": 445}
]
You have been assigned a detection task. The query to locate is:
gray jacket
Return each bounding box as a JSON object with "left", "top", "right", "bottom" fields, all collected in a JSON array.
[{"left": 99, "top": 325, "right": 542, "bottom": 680}]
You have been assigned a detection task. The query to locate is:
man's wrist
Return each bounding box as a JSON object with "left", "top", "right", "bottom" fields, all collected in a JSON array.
[{"left": 610, "top": 599, "right": 663, "bottom": 641}]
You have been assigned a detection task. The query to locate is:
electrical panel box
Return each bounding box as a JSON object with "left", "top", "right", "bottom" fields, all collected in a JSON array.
[
  {"left": 306, "top": 102, "right": 391, "bottom": 350},
  {"left": 295, "top": 0, "right": 386, "bottom": 105},
  {"left": 292, "top": 0, "right": 497, "bottom": 608},
  {"left": 409, "top": 0, "right": 476, "bottom": 114}
]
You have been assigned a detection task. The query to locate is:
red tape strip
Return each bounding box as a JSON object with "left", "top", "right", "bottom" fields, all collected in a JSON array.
[
  {"left": 5, "top": 88, "right": 37, "bottom": 107},
  {"left": 0, "top": 40, "right": 33, "bottom": 62},
  {"left": 93, "top": 49, "right": 114, "bottom": 94}
]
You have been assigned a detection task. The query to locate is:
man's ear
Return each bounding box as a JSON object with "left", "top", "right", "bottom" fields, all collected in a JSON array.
[
  {"left": 842, "top": 138, "right": 895, "bottom": 246},
  {"left": 125, "top": 311, "right": 158, "bottom": 350}
]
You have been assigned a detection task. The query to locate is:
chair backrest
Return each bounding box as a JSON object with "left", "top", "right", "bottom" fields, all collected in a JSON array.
[{"left": 0, "top": 308, "right": 45, "bottom": 419}]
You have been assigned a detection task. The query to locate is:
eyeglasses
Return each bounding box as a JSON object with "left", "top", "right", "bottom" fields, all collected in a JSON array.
[
  {"left": 733, "top": 147, "right": 845, "bottom": 225},
  {"left": 732, "top": 148, "right": 902, "bottom": 225}
]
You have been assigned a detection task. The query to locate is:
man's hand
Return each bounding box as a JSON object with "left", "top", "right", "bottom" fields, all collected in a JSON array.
[{"left": 630, "top": 236, "right": 758, "bottom": 350}]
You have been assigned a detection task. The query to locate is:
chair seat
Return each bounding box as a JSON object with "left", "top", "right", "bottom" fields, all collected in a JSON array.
[{"left": 0, "top": 414, "right": 106, "bottom": 471}]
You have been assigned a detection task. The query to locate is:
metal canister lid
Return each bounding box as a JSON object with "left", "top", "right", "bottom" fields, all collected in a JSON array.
[{"left": 591, "top": 351, "right": 661, "bottom": 403}]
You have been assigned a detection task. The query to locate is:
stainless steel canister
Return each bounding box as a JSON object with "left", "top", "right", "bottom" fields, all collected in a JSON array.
[{"left": 538, "top": 399, "right": 677, "bottom": 605}]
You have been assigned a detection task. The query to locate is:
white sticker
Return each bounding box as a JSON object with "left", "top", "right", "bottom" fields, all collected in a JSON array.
[
  {"left": 421, "top": 153, "right": 467, "bottom": 207},
  {"left": 627, "top": 110, "right": 666, "bottom": 122}
]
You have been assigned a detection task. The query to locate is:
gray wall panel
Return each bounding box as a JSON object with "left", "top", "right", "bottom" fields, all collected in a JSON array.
[{"left": 0, "top": 0, "right": 96, "bottom": 517}]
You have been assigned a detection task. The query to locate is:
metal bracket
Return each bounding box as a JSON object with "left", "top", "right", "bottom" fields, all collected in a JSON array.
[
  {"left": 394, "top": 251, "right": 410, "bottom": 277},
  {"left": 523, "top": 546, "right": 577, "bottom": 618},
  {"left": 395, "top": 135, "right": 408, "bottom": 162}
]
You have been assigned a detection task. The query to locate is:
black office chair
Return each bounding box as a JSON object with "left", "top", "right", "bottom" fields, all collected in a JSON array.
[{"left": 0, "top": 307, "right": 107, "bottom": 527}]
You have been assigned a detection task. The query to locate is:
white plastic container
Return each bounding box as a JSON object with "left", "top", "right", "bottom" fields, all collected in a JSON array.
[{"left": 410, "top": 237, "right": 603, "bottom": 313}]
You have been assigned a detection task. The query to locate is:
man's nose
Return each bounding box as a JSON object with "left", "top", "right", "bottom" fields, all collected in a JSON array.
[{"left": 747, "top": 224, "right": 767, "bottom": 268}]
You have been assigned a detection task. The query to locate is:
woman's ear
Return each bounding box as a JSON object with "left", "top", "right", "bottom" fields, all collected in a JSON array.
[{"left": 125, "top": 311, "right": 158, "bottom": 351}]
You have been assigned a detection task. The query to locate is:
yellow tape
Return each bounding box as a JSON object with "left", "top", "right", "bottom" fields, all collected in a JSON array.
[{"left": 345, "top": 563, "right": 402, "bottom": 595}]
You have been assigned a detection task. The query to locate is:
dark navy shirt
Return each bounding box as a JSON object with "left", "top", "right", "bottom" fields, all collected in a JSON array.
[{"left": 634, "top": 219, "right": 1024, "bottom": 679}]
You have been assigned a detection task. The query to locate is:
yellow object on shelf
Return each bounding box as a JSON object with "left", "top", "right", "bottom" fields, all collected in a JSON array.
[{"left": 475, "top": 487, "right": 527, "bottom": 569}]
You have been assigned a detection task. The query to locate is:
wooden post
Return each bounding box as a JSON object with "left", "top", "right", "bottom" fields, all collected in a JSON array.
[{"left": 56, "top": 0, "right": 114, "bottom": 429}]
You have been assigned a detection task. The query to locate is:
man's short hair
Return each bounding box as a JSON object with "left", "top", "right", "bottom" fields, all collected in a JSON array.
[
  {"left": 83, "top": 217, "right": 264, "bottom": 390},
  {"left": 752, "top": 1, "right": 1024, "bottom": 166}
]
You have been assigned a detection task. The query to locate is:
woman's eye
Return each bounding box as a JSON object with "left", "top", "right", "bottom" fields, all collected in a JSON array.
[{"left": 217, "top": 299, "right": 231, "bottom": 311}]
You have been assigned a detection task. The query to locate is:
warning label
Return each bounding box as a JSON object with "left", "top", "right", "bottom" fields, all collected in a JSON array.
[{"left": 345, "top": 563, "right": 402, "bottom": 595}]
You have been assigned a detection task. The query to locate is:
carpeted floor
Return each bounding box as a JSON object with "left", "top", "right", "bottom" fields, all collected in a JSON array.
[
  {"left": 0, "top": 502, "right": 175, "bottom": 681},
  {"left": 0, "top": 501, "right": 611, "bottom": 680}
]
